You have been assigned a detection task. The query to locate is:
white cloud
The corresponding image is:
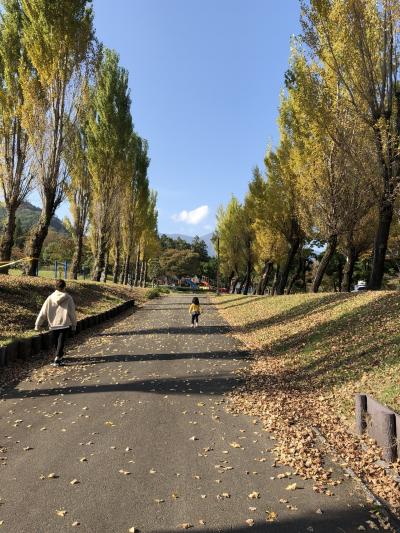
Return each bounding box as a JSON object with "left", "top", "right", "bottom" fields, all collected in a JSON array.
[{"left": 172, "top": 205, "right": 209, "bottom": 225}]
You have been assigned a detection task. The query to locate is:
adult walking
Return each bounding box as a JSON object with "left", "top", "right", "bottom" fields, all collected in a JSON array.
[{"left": 35, "top": 279, "right": 77, "bottom": 366}]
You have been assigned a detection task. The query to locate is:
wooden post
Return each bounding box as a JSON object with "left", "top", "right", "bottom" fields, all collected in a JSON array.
[
  {"left": 380, "top": 412, "right": 397, "bottom": 463},
  {"left": 355, "top": 394, "right": 367, "bottom": 435}
]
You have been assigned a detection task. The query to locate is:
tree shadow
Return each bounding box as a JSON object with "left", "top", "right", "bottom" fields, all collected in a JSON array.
[
  {"left": 244, "top": 292, "right": 400, "bottom": 396},
  {"left": 63, "top": 349, "right": 250, "bottom": 365},
  {"left": 149, "top": 506, "right": 389, "bottom": 532},
  {"left": 5, "top": 372, "right": 245, "bottom": 400},
  {"left": 95, "top": 325, "right": 233, "bottom": 336},
  {"left": 238, "top": 293, "right": 352, "bottom": 333}
]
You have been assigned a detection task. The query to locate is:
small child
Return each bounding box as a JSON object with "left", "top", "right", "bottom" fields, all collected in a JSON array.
[
  {"left": 35, "top": 279, "right": 77, "bottom": 367},
  {"left": 189, "top": 296, "right": 201, "bottom": 327}
]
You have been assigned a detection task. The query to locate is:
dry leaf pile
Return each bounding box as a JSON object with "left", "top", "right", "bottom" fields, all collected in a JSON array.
[{"left": 215, "top": 292, "right": 400, "bottom": 516}]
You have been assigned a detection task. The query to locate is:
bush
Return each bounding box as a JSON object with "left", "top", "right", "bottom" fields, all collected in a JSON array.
[
  {"left": 147, "top": 287, "right": 161, "bottom": 299},
  {"left": 158, "top": 286, "right": 170, "bottom": 294}
]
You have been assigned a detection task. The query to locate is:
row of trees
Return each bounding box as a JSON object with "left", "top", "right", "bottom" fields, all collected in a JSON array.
[
  {"left": 216, "top": 0, "right": 400, "bottom": 294},
  {"left": 0, "top": 0, "right": 158, "bottom": 285}
]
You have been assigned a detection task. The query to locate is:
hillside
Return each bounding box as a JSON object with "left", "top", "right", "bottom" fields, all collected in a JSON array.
[
  {"left": 215, "top": 291, "right": 400, "bottom": 514},
  {"left": 0, "top": 201, "right": 68, "bottom": 235}
]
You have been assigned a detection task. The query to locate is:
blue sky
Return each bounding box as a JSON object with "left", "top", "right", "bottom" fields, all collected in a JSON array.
[{"left": 50, "top": 0, "right": 301, "bottom": 236}]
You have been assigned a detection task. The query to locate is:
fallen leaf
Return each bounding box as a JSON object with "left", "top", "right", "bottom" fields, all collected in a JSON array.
[
  {"left": 245, "top": 518, "right": 254, "bottom": 527},
  {"left": 286, "top": 483, "right": 297, "bottom": 491},
  {"left": 248, "top": 491, "right": 260, "bottom": 499},
  {"left": 56, "top": 509, "right": 67, "bottom": 517}
]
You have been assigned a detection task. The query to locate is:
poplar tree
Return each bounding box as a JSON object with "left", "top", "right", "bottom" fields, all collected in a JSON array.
[
  {"left": 0, "top": 0, "right": 32, "bottom": 272},
  {"left": 21, "top": 0, "right": 94, "bottom": 275},
  {"left": 87, "top": 48, "right": 133, "bottom": 281}
]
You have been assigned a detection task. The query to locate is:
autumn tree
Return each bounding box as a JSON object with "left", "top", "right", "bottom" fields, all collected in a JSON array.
[
  {"left": 264, "top": 135, "right": 303, "bottom": 295},
  {"left": 301, "top": 0, "right": 400, "bottom": 289},
  {"left": 64, "top": 81, "right": 92, "bottom": 279},
  {"left": 215, "top": 197, "right": 246, "bottom": 292},
  {"left": 86, "top": 48, "right": 133, "bottom": 281},
  {"left": 0, "top": 0, "right": 33, "bottom": 272},
  {"left": 21, "top": 0, "right": 94, "bottom": 276}
]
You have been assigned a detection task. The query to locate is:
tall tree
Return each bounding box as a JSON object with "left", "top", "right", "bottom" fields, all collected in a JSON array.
[
  {"left": 21, "top": 0, "right": 94, "bottom": 275},
  {"left": 0, "top": 0, "right": 32, "bottom": 272},
  {"left": 64, "top": 95, "right": 91, "bottom": 279},
  {"left": 86, "top": 48, "right": 133, "bottom": 281},
  {"left": 301, "top": 0, "right": 400, "bottom": 289}
]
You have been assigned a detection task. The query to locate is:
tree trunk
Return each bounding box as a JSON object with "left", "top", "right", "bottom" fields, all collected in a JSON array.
[
  {"left": 287, "top": 254, "right": 304, "bottom": 295},
  {"left": 312, "top": 234, "right": 338, "bottom": 293},
  {"left": 368, "top": 199, "right": 393, "bottom": 290},
  {"left": 70, "top": 232, "right": 84, "bottom": 280},
  {"left": 0, "top": 202, "right": 18, "bottom": 274},
  {"left": 229, "top": 275, "right": 237, "bottom": 294},
  {"left": 243, "top": 258, "right": 252, "bottom": 295},
  {"left": 25, "top": 198, "right": 56, "bottom": 276},
  {"left": 143, "top": 261, "right": 148, "bottom": 287},
  {"left": 112, "top": 242, "right": 120, "bottom": 284},
  {"left": 122, "top": 254, "right": 130, "bottom": 285},
  {"left": 237, "top": 277, "right": 246, "bottom": 294},
  {"left": 227, "top": 271, "right": 235, "bottom": 293},
  {"left": 341, "top": 246, "right": 358, "bottom": 292},
  {"left": 337, "top": 255, "right": 345, "bottom": 292},
  {"left": 139, "top": 259, "right": 147, "bottom": 287},
  {"left": 92, "top": 231, "right": 108, "bottom": 281},
  {"left": 257, "top": 260, "right": 273, "bottom": 295},
  {"left": 134, "top": 249, "right": 140, "bottom": 287},
  {"left": 276, "top": 236, "right": 301, "bottom": 295},
  {"left": 271, "top": 265, "right": 280, "bottom": 296}
]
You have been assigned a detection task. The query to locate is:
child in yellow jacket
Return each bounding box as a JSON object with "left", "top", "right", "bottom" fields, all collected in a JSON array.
[{"left": 189, "top": 297, "right": 201, "bottom": 327}]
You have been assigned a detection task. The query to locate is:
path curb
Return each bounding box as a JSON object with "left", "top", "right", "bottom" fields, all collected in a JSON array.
[{"left": 0, "top": 299, "right": 135, "bottom": 369}]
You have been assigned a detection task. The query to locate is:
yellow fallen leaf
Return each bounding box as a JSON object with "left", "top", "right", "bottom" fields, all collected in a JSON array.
[
  {"left": 70, "top": 479, "right": 79, "bottom": 485},
  {"left": 248, "top": 491, "right": 260, "bottom": 499},
  {"left": 230, "top": 442, "right": 241, "bottom": 448},
  {"left": 47, "top": 473, "right": 58, "bottom": 479},
  {"left": 56, "top": 509, "right": 67, "bottom": 517},
  {"left": 286, "top": 483, "right": 297, "bottom": 491},
  {"left": 266, "top": 511, "right": 278, "bottom": 522}
]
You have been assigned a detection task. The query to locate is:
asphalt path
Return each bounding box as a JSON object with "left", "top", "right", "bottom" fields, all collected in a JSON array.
[{"left": 0, "top": 294, "right": 378, "bottom": 532}]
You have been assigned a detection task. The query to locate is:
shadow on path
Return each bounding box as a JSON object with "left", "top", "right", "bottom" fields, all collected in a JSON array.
[
  {"left": 7, "top": 373, "right": 244, "bottom": 400},
  {"left": 64, "top": 349, "right": 250, "bottom": 364},
  {"left": 153, "top": 505, "right": 385, "bottom": 532},
  {"left": 95, "top": 325, "right": 232, "bottom": 336}
]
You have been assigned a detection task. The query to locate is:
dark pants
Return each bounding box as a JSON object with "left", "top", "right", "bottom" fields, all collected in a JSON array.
[
  {"left": 52, "top": 328, "right": 70, "bottom": 359},
  {"left": 191, "top": 313, "right": 200, "bottom": 325}
]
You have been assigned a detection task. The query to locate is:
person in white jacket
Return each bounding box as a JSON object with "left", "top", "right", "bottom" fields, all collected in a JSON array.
[{"left": 35, "top": 279, "right": 77, "bottom": 367}]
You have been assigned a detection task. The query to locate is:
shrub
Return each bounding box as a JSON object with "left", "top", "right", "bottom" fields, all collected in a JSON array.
[{"left": 147, "top": 287, "right": 161, "bottom": 299}]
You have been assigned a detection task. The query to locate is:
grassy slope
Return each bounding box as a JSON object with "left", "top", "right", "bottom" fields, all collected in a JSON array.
[
  {"left": 0, "top": 274, "right": 149, "bottom": 346},
  {"left": 215, "top": 291, "right": 400, "bottom": 515}
]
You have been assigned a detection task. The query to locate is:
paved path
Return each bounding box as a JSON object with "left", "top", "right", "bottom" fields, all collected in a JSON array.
[{"left": 0, "top": 294, "right": 377, "bottom": 532}]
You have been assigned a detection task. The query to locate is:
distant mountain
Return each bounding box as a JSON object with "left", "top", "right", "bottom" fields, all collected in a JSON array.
[
  {"left": 165, "top": 232, "right": 215, "bottom": 257},
  {"left": 0, "top": 201, "right": 68, "bottom": 235}
]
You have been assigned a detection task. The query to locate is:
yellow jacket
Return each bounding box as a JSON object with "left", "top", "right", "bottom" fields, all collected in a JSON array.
[{"left": 189, "top": 303, "right": 201, "bottom": 314}]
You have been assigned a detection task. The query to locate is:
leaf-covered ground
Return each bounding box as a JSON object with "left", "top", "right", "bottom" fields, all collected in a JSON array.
[
  {"left": 0, "top": 274, "right": 149, "bottom": 346},
  {"left": 214, "top": 292, "right": 400, "bottom": 517}
]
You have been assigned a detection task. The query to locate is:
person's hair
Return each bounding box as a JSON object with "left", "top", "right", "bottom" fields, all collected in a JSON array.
[
  {"left": 192, "top": 296, "right": 199, "bottom": 305},
  {"left": 56, "top": 279, "right": 66, "bottom": 290}
]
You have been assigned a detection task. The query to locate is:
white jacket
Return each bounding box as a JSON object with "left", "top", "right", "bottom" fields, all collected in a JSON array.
[{"left": 35, "top": 290, "right": 77, "bottom": 330}]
